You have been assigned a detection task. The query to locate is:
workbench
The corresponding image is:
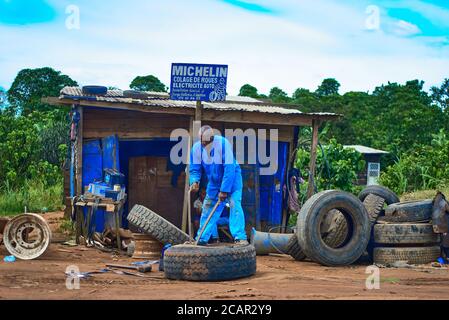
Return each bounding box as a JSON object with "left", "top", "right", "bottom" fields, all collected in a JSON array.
[{"left": 74, "top": 194, "right": 127, "bottom": 250}]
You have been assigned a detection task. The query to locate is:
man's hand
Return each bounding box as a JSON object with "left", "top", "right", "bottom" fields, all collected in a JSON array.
[
  {"left": 190, "top": 182, "right": 199, "bottom": 192},
  {"left": 219, "top": 192, "right": 228, "bottom": 201}
]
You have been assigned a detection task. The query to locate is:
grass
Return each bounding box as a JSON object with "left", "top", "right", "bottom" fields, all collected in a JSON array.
[
  {"left": 0, "top": 180, "right": 64, "bottom": 216},
  {"left": 400, "top": 186, "right": 449, "bottom": 202}
]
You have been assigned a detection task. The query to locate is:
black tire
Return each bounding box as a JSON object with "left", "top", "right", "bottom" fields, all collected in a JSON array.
[
  {"left": 297, "top": 190, "right": 371, "bottom": 266},
  {"left": 286, "top": 234, "right": 307, "bottom": 261},
  {"left": 373, "top": 246, "right": 440, "bottom": 265},
  {"left": 358, "top": 185, "right": 399, "bottom": 205},
  {"left": 363, "top": 194, "right": 387, "bottom": 261},
  {"left": 322, "top": 211, "right": 348, "bottom": 248},
  {"left": 127, "top": 205, "right": 190, "bottom": 246},
  {"left": 82, "top": 85, "right": 108, "bottom": 96},
  {"left": 379, "top": 200, "right": 433, "bottom": 223},
  {"left": 123, "top": 90, "right": 150, "bottom": 100},
  {"left": 374, "top": 223, "right": 440, "bottom": 245},
  {"left": 164, "top": 244, "right": 256, "bottom": 281}
]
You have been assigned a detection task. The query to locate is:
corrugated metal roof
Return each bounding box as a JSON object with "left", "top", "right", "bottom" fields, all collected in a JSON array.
[
  {"left": 344, "top": 145, "right": 388, "bottom": 154},
  {"left": 59, "top": 87, "right": 338, "bottom": 117}
]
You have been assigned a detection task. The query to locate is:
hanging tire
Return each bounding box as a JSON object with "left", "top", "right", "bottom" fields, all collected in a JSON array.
[
  {"left": 286, "top": 234, "right": 307, "bottom": 261},
  {"left": 164, "top": 243, "right": 257, "bottom": 281},
  {"left": 374, "top": 223, "right": 440, "bottom": 245},
  {"left": 373, "top": 246, "right": 440, "bottom": 265},
  {"left": 378, "top": 200, "right": 433, "bottom": 223},
  {"left": 297, "top": 190, "right": 371, "bottom": 266},
  {"left": 359, "top": 185, "right": 399, "bottom": 205},
  {"left": 127, "top": 205, "right": 190, "bottom": 246},
  {"left": 82, "top": 85, "right": 108, "bottom": 96}
]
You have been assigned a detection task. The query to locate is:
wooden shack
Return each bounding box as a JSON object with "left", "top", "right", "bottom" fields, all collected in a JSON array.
[
  {"left": 46, "top": 87, "right": 340, "bottom": 234},
  {"left": 344, "top": 145, "right": 388, "bottom": 186}
]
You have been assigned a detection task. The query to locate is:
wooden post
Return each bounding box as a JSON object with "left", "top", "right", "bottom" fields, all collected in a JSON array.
[
  {"left": 181, "top": 100, "right": 203, "bottom": 234},
  {"left": 307, "top": 120, "right": 320, "bottom": 199},
  {"left": 75, "top": 105, "right": 84, "bottom": 196}
]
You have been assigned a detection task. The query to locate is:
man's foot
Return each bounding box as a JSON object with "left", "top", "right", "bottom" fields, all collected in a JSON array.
[
  {"left": 209, "top": 238, "right": 220, "bottom": 244},
  {"left": 196, "top": 240, "right": 208, "bottom": 246},
  {"left": 234, "top": 239, "right": 249, "bottom": 246}
]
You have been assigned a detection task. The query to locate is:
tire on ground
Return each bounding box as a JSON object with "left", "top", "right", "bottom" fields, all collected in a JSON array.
[
  {"left": 164, "top": 244, "right": 257, "bottom": 281},
  {"left": 358, "top": 185, "right": 399, "bottom": 205},
  {"left": 373, "top": 246, "right": 440, "bottom": 265},
  {"left": 363, "top": 194, "right": 386, "bottom": 260},
  {"left": 322, "top": 210, "right": 348, "bottom": 248},
  {"left": 297, "top": 190, "right": 371, "bottom": 266},
  {"left": 127, "top": 205, "right": 190, "bottom": 245},
  {"left": 286, "top": 234, "right": 306, "bottom": 261},
  {"left": 374, "top": 223, "right": 440, "bottom": 245},
  {"left": 378, "top": 200, "right": 433, "bottom": 223}
]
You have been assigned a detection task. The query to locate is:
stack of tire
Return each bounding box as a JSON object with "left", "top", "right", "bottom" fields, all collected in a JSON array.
[
  {"left": 373, "top": 199, "right": 441, "bottom": 265},
  {"left": 285, "top": 185, "right": 441, "bottom": 266},
  {"left": 286, "top": 186, "right": 394, "bottom": 264}
]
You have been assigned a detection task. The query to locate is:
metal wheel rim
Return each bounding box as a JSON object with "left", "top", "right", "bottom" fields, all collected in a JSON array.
[{"left": 3, "top": 214, "right": 52, "bottom": 260}]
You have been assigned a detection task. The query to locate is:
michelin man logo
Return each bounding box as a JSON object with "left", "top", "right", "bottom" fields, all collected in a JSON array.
[{"left": 209, "top": 78, "right": 227, "bottom": 102}]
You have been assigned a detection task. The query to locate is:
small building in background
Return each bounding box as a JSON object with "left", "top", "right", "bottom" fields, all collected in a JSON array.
[{"left": 344, "top": 145, "right": 389, "bottom": 186}]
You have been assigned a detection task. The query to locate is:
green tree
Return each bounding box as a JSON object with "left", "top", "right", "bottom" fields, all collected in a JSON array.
[
  {"left": 316, "top": 78, "right": 340, "bottom": 97},
  {"left": 269, "top": 87, "right": 291, "bottom": 103},
  {"left": 431, "top": 78, "right": 449, "bottom": 112},
  {"left": 130, "top": 75, "right": 167, "bottom": 92},
  {"left": 7, "top": 67, "right": 77, "bottom": 115},
  {"left": 0, "top": 87, "right": 6, "bottom": 109},
  {"left": 238, "top": 84, "right": 260, "bottom": 98}
]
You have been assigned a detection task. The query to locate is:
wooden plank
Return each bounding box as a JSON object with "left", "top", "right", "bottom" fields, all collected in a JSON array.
[
  {"left": 307, "top": 120, "right": 320, "bottom": 199},
  {"left": 75, "top": 105, "right": 83, "bottom": 196},
  {"left": 202, "top": 109, "right": 313, "bottom": 127}
]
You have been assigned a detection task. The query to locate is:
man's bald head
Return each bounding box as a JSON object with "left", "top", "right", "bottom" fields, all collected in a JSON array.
[{"left": 199, "top": 125, "right": 215, "bottom": 147}]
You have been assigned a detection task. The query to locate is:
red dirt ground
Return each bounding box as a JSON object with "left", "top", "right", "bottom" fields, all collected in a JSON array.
[{"left": 1, "top": 212, "right": 449, "bottom": 300}]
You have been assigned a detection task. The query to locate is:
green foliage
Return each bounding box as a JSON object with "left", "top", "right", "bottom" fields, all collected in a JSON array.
[
  {"left": 130, "top": 75, "right": 167, "bottom": 92},
  {"left": 0, "top": 110, "right": 67, "bottom": 190},
  {"left": 296, "top": 138, "right": 365, "bottom": 199},
  {"left": 0, "top": 179, "right": 63, "bottom": 216},
  {"left": 239, "top": 84, "right": 260, "bottom": 98},
  {"left": 431, "top": 78, "right": 449, "bottom": 112},
  {"left": 7, "top": 67, "right": 77, "bottom": 115},
  {"left": 269, "top": 87, "right": 291, "bottom": 103},
  {"left": 379, "top": 129, "right": 449, "bottom": 195},
  {"left": 316, "top": 78, "right": 340, "bottom": 97}
]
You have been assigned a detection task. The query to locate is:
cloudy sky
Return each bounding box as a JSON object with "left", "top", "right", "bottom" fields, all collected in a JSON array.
[{"left": 0, "top": 0, "right": 448, "bottom": 95}]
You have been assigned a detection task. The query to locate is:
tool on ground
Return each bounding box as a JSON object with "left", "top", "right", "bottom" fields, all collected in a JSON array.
[
  {"left": 106, "top": 263, "right": 152, "bottom": 273},
  {"left": 131, "top": 260, "right": 159, "bottom": 266},
  {"left": 195, "top": 200, "right": 222, "bottom": 245}
]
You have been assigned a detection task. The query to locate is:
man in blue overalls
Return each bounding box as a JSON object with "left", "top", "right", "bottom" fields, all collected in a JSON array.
[{"left": 189, "top": 126, "right": 248, "bottom": 246}]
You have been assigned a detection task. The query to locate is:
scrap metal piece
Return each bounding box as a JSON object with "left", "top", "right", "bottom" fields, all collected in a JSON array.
[{"left": 3, "top": 214, "right": 52, "bottom": 260}]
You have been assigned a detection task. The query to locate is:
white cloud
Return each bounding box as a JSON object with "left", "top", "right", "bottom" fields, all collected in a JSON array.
[
  {"left": 0, "top": 0, "right": 448, "bottom": 96},
  {"left": 394, "top": 20, "right": 421, "bottom": 37}
]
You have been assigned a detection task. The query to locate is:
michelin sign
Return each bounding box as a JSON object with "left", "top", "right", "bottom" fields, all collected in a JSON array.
[{"left": 170, "top": 63, "right": 228, "bottom": 102}]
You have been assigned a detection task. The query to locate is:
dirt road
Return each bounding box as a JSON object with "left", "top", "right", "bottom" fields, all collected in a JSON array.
[
  {"left": 2, "top": 242, "right": 449, "bottom": 300},
  {"left": 1, "top": 212, "right": 449, "bottom": 300}
]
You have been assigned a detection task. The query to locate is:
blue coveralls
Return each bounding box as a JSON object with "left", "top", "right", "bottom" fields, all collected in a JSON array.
[{"left": 190, "top": 135, "right": 247, "bottom": 243}]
